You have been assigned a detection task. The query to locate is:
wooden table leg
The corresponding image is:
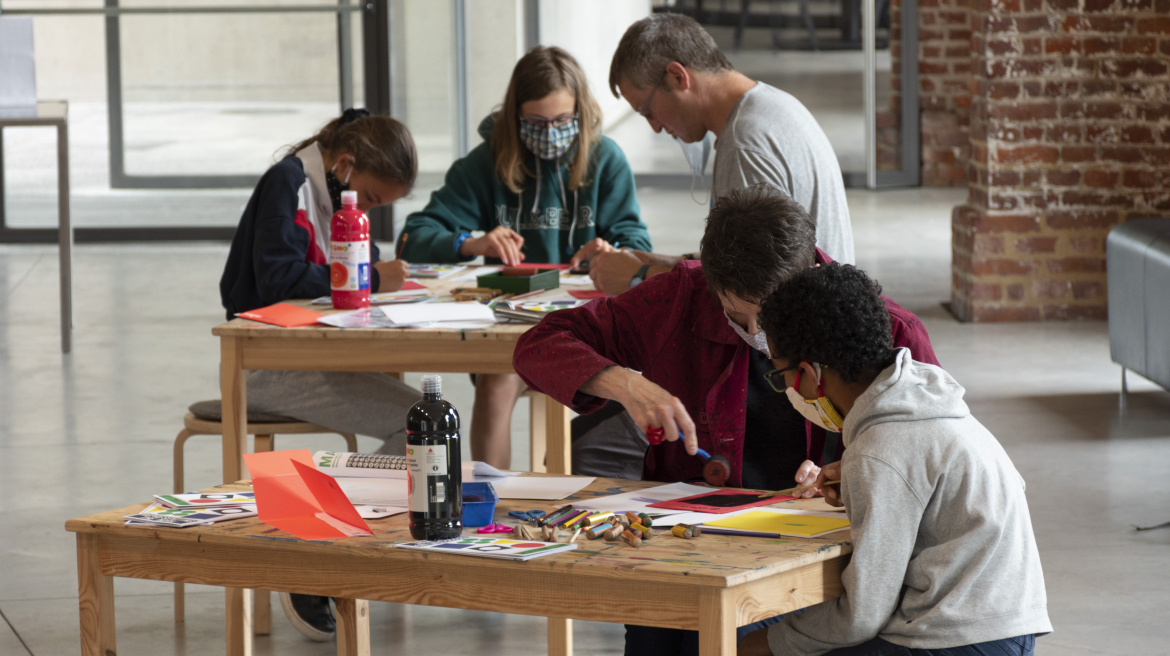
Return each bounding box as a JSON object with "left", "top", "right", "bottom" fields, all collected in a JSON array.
[
  {"left": 335, "top": 598, "right": 371, "bottom": 656},
  {"left": 544, "top": 395, "right": 572, "bottom": 475},
  {"left": 226, "top": 588, "right": 253, "bottom": 656},
  {"left": 548, "top": 617, "right": 572, "bottom": 656},
  {"left": 253, "top": 590, "right": 270, "bottom": 635},
  {"left": 77, "top": 533, "right": 115, "bottom": 656},
  {"left": 221, "top": 336, "right": 247, "bottom": 484},
  {"left": 529, "top": 392, "right": 548, "bottom": 473},
  {"left": 698, "top": 588, "right": 736, "bottom": 656}
]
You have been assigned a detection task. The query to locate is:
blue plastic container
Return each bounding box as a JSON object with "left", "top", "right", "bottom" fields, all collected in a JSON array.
[{"left": 460, "top": 481, "right": 499, "bottom": 527}]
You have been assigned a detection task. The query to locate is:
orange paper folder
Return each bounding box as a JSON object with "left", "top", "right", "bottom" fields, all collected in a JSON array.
[
  {"left": 237, "top": 303, "right": 323, "bottom": 327},
  {"left": 243, "top": 449, "right": 373, "bottom": 540}
]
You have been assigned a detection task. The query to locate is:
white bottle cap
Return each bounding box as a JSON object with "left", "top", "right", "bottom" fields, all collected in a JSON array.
[
  {"left": 341, "top": 190, "right": 358, "bottom": 207},
  {"left": 421, "top": 375, "right": 442, "bottom": 395}
]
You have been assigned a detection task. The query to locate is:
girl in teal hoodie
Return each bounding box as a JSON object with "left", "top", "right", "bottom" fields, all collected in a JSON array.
[{"left": 398, "top": 45, "right": 651, "bottom": 468}]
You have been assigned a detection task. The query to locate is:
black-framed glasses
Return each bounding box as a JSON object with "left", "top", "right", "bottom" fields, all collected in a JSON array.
[
  {"left": 639, "top": 70, "right": 668, "bottom": 119},
  {"left": 520, "top": 114, "right": 578, "bottom": 129},
  {"left": 763, "top": 365, "right": 800, "bottom": 394}
]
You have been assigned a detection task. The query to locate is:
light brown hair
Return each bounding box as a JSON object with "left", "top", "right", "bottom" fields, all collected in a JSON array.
[
  {"left": 493, "top": 46, "right": 601, "bottom": 194},
  {"left": 608, "top": 14, "right": 733, "bottom": 98},
  {"left": 290, "top": 113, "right": 418, "bottom": 191}
]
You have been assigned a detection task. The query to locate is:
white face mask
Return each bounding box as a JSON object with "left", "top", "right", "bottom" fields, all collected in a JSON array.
[
  {"left": 677, "top": 134, "right": 711, "bottom": 206},
  {"left": 725, "top": 311, "right": 770, "bottom": 356},
  {"left": 785, "top": 363, "right": 845, "bottom": 433}
]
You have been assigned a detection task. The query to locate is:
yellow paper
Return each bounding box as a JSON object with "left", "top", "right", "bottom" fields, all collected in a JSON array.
[{"left": 704, "top": 510, "right": 850, "bottom": 537}]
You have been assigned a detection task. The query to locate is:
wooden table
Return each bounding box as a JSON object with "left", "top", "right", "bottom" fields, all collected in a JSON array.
[
  {"left": 69, "top": 477, "right": 851, "bottom": 656},
  {"left": 212, "top": 274, "right": 574, "bottom": 487}
]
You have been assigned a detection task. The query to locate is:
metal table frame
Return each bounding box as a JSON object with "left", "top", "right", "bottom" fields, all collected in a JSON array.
[{"left": 0, "top": 100, "right": 72, "bottom": 352}]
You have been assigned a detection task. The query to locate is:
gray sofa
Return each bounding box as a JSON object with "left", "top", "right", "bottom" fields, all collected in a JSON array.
[{"left": 1108, "top": 218, "right": 1170, "bottom": 391}]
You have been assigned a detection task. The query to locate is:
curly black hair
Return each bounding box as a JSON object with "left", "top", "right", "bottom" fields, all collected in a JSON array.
[{"left": 759, "top": 263, "right": 896, "bottom": 384}]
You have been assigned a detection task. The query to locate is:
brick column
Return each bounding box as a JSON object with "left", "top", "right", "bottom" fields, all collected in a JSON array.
[{"left": 951, "top": 0, "right": 1170, "bottom": 322}]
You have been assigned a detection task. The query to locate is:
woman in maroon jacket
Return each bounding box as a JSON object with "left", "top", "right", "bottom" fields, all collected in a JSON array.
[
  {"left": 513, "top": 185, "right": 939, "bottom": 488},
  {"left": 513, "top": 185, "right": 938, "bottom": 656}
]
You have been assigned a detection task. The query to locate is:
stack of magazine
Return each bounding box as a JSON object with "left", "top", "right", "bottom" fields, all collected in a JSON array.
[{"left": 124, "top": 491, "right": 258, "bottom": 528}]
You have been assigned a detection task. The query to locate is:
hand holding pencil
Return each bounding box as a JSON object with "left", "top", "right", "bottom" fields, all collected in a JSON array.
[{"left": 758, "top": 460, "right": 843, "bottom": 507}]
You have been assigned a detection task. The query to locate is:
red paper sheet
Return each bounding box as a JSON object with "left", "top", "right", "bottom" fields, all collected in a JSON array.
[
  {"left": 568, "top": 289, "right": 607, "bottom": 300},
  {"left": 237, "top": 303, "right": 323, "bottom": 327},
  {"left": 243, "top": 449, "right": 373, "bottom": 540},
  {"left": 400, "top": 280, "right": 427, "bottom": 291},
  {"left": 647, "top": 488, "right": 796, "bottom": 514}
]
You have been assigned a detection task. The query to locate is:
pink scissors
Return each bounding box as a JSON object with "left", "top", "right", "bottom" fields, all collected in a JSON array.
[{"left": 476, "top": 523, "right": 513, "bottom": 534}]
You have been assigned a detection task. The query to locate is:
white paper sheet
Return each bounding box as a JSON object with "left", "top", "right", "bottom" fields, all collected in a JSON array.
[
  {"left": 488, "top": 475, "right": 596, "bottom": 500},
  {"left": 451, "top": 266, "right": 502, "bottom": 282},
  {"left": 355, "top": 505, "right": 408, "bottom": 519},
  {"left": 316, "top": 307, "right": 398, "bottom": 328},
  {"left": 566, "top": 482, "right": 712, "bottom": 514},
  {"left": 381, "top": 302, "right": 496, "bottom": 325},
  {"left": 560, "top": 275, "right": 592, "bottom": 286},
  {"left": 336, "top": 477, "right": 408, "bottom": 505}
]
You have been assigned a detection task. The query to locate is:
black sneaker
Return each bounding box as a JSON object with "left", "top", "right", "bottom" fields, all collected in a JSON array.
[{"left": 279, "top": 592, "right": 335, "bottom": 642}]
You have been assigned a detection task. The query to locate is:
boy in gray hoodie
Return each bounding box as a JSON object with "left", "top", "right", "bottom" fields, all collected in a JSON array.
[{"left": 741, "top": 263, "right": 1052, "bottom": 656}]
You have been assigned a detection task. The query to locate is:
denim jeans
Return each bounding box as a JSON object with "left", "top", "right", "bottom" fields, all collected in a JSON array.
[{"left": 825, "top": 634, "right": 1036, "bottom": 656}]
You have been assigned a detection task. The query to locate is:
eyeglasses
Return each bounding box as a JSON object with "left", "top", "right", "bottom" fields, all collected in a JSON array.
[
  {"left": 520, "top": 114, "right": 578, "bottom": 129},
  {"left": 638, "top": 70, "right": 668, "bottom": 120},
  {"left": 763, "top": 365, "right": 800, "bottom": 394}
]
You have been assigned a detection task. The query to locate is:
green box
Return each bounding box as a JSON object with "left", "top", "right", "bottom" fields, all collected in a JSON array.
[{"left": 477, "top": 268, "right": 561, "bottom": 294}]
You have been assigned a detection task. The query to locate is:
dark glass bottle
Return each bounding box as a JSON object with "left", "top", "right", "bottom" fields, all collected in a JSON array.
[{"left": 407, "top": 375, "right": 463, "bottom": 540}]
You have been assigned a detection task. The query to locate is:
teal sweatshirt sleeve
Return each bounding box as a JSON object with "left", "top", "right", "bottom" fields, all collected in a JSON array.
[
  {"left": 398, "top": 144, "right": 495, "bottom": 263},
  {"left": 591, "top": 138, "right": 653, "bottom": 252}
]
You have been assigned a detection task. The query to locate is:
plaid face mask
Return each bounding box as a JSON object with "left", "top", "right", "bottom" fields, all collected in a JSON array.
[{"left": 519, "top": 118, "right": 579, "bottom": 160}]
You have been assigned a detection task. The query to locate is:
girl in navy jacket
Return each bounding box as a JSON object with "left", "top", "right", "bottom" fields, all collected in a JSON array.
[{"left": 219, "top": 110, "right": 424, "bottom": 643}]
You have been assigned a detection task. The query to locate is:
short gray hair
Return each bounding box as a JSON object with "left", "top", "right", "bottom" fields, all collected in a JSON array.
[{"left": 608, "top": 14, "right": 734, "bottom": 98}]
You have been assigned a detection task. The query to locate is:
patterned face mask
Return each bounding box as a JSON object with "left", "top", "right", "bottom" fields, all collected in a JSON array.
[{"left": 519, "top": 118, "right": 579, "bottom": 160}]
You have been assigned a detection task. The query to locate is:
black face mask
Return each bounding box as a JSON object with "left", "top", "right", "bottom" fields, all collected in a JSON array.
[{"left": 326, "top": 169, "right": 349, "bottom": 213}]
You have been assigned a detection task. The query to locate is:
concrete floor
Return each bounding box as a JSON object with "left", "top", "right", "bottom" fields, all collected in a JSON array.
[{"left": 1, "top": 186, "right": 1168, "bottom": 655}]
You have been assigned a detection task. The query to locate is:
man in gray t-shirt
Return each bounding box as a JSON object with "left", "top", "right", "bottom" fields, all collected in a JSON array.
[
  {"left": 588, "top": 13, "right": 854, "bottom": 294},
  {"left": 713, "top": 83, "right": 853, "bottom": 265}
]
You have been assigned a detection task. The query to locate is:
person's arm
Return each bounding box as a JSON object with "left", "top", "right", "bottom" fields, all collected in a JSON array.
[
  {"left": 250, "top": 176, "right": 334, "bottom": 304},
  {"left": 397, "top": 147, "right": 493, "bottom": 263},
  {"left": 512, "top": 267, "right": 701, "bottom": 452},
  {"left": 766, "top": 455, "right": 923, "bottom": 655}
]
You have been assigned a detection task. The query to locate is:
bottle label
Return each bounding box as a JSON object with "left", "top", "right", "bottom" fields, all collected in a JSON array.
[
  {"left": 407, "top": 444, "right": 448, "bottom": 511},
  {"left": 330, "top": 240, "right": 370, "bottom": 291}
]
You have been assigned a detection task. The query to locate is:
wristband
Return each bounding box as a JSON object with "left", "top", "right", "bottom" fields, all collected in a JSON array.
[{"left": 453, "top": 232, "right": 474, "bottom": 261}]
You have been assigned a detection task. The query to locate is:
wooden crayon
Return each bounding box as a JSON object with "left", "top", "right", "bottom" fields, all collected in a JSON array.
[
  {"left": 542, "top": 506, "right": 575, "bottom": 526},
  {"left": 586, "top": 523, "right": 612, "bottom": 540},
  {"left": 604, "top": 525, "right": 624, "bottom": 541},
  {"left": 586, "top": 512, "right": 614, "bottom": 527},
  {"left": 671, "top": 525, "right": 690, "bottom": 539},
  {"left": 625, "top": 511, "right": 640, "bottom": 525},
  {"left": 621, "top": 529, "right": 643, "bottom": 548},
  {"left": 638, "top": 513, "right": 653, "bottom": 527}
]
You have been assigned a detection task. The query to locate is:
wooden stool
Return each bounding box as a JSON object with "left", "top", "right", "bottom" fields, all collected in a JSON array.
[{"left": 172, "top": 400, "right": 358, "bottom": 632}]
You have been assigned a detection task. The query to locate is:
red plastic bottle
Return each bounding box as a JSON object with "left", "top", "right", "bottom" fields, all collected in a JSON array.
[{"left": 330, "top": 190, "right": 371, "bottom": 309}]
